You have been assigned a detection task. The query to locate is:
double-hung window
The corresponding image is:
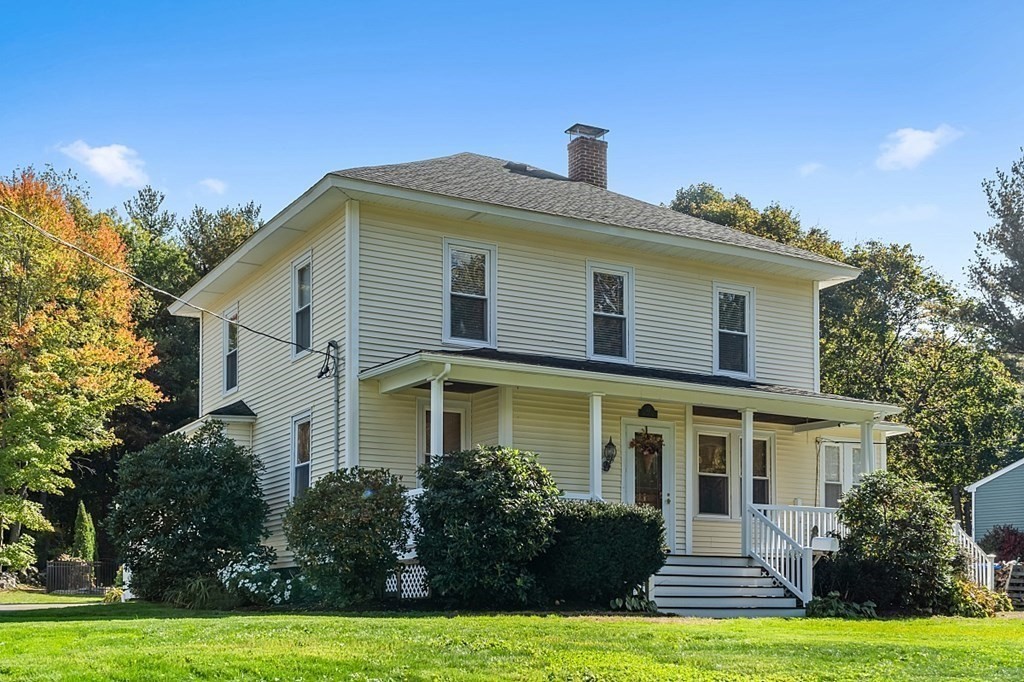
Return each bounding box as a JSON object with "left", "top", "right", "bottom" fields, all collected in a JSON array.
[
  {"left": 588, "top": 262, "right": 634, "bottom": 362},
  {"left": 443, "top": 239, "right": 496, "bottom": 346},
  {"left": 697, "top": 434, "right": 730, "bottom": 515},
  {"left": 292, "top": 414, "right": 311, "bottom": 499},
  {"left": 223, "top": 305, "right": 239, "bottom": 393},
  {"left": 821, "top": 442, "right": 876, "bottom": 507},
  {"left": 823, "top": 444, "right": 843, "bottom": 508},
  {"left": 752, "top": 438, "right": 771, "bottom": 505},
  {"left": 292, "top": 254, "right": 312, "bottom": 355},
  {"left": 714, "top": 283, "right": 754, "bottom": 378}
]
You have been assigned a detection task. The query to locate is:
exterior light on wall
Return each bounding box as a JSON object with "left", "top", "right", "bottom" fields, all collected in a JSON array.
[{"left": 602, "top": 437, "right": 617, "bottom": 472}]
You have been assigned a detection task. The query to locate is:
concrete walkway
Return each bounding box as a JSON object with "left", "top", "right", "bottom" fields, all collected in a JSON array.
[{"left": 0, "top": 601, "right": 101, "bottom": 612}]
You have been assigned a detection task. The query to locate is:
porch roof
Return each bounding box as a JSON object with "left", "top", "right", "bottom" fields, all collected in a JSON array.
[{"left": 360, "top": 349, "right": 902, "bottom": 423}]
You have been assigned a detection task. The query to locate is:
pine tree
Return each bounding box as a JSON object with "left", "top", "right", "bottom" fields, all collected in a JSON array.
[{"left": 70, "top": 501, "right": 97, "bottom": 562}]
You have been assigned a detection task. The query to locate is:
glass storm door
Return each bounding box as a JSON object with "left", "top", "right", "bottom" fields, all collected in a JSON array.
[{"left": 626, "top": 423, "right": 675, "bottom": 551}]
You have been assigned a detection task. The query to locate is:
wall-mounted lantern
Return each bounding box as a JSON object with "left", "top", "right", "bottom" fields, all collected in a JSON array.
[{"left": 602, "top": 437, "right": 617, "bottom": 472}]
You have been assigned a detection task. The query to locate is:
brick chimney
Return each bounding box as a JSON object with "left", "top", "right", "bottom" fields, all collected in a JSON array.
[{"left": 566, "top": 123, "right": 609, "bottom": 189}]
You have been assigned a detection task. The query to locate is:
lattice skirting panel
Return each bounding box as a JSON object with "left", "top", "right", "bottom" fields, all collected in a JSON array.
[{"left": 385, "top": 561, "right": 431, "bottom": 600}]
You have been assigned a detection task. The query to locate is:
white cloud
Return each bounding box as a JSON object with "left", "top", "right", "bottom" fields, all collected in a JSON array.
[
  {"left": 199, "top": 178, "right": 227, "bottom": 195},
  {"left": 868, "top": 204, "right": 940, "bottom": 225},
  {"left": 798, "top": 162, "right": 823, "bottom": 177},
  {"left": 875, "top": 124, "right": 962, "bottom": 171},
  {"left": 59, "top": 140, "right": 149, "bottom": 187}
]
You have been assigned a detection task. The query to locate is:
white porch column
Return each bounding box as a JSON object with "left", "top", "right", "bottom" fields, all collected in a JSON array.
[
  {"left": 589, "top": 393, "right": 604, "bottom": 500},
  {"left": 860, "top": 421, "right": 875, "bottom": 474},
  {"left": 740, "top": 408, "right": 754, "bottom": 554},
  {"left": 429, "top": 376, "right": 444, "bottom": 457}
]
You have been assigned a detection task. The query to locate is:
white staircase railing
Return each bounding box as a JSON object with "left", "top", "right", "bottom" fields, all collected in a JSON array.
[
  {"left": 746, "top": 505, "right": 814, "bottom": 604},
  {"left": 952, "top": 520, "right": 995, "bottom": 590},
  {"left": 754, "top": 505, "right": 844, "bottom": 546},
  {"left": 398, "top": 487, "right": 424, "bottom": 561}
]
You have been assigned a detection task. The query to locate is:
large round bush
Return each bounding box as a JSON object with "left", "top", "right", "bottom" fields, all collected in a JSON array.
[
  {"left": 535, "top": 500, "right": 667, "bottom": 606},
  {"left": 108, "top": 422, "right": 268, "bottom": 602},
  {"left": 415, "top": 446, "right": 560, "bottom": 606},
  {"left": 815, "top": 470, "right": 957, "bottom": 613},
  {"left": 283, "top": 467, "right": 409, "bottom": 607}
]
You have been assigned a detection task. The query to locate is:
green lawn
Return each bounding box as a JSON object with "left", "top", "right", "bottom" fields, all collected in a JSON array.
[
  {"left": 0, "top": 588, "right": 102, "bottom": 605},
  {"left": 0, "top": 603, "right": 1021, "bottom": 681}
]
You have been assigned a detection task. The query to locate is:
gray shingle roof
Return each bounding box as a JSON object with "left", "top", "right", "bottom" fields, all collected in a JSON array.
[{"left": 333, "top": 152, "right": 846, "bottom": 267}]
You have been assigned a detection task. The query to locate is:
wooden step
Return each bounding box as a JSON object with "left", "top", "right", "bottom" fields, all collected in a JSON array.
[
  {"left": 655, "top": 596, "right": 799, "bottom": 609},
  {"left": 663, "top": 555, "right": 752, "bottom": 568},
  {"left": 658, "top": 607, "right": 806, "bottom": 619},
  {"left": 654, "top": 585, "right": 788, "bottom": 598},
  {"left": 657, "top": 564, "right": 765, "bottom": 579},
  {"left": 653, "top": 575, "right": 777, "bottom": 588}
]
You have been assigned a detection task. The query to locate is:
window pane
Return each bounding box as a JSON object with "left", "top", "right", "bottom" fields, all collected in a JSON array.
[
  {"left": 295, "top": 306, "right": 311, "bottom": 350},
  {"left": 753, "top": 439, "right": 768, "bottom": 477},
  {"left": 294, "top": 463, "right": 310, "bottom": 497},
  {"left": 699, "top": 475, "right": 729, "bottom": 515},
  {"left": 825, "top": 482, "right": 843, "bottom": 508},
  {"left": 718, "top": 291, "right": 747, "bottom": 332},
  {"left": 593, "top": 271, "right": 624, "bottom": 315},
  {"left": 295, "top": 421, "right": 311, "bottom": 464},
  {"left": 225, "top": 351, "right": 238, "bottom": 390},
  {"left": 450, "top": 294, "right": 487, "bottom": 341},
  {"left": 698, "top": 435, "right": 727, "bottom": 474},
  {"left": 852, "top": 447, "right": 865, "bottom": 480},
  {"left": 718, "top": 331, "right": 748, "bottom": 373},
  {"left": 753, "top": 478, "right": 770, "bottom": 505},
  {"left": 824, "top": 445, "right": 840, "bottom": 483},
  {"left": 297, "top": 264, "right": 311, "bottom": 308},
  {"left": 593, "top": 314, "right": 625, "bottom": 357},
  {"left": 425, "top": 411, "right": 463, "bottom": 454},
  {"left": 634, "top": 431, "right": 663, "bottom": 509},
  {"left": 451, "top": 250, "right": 486, "bottom": 296},
  {"left": 227, "top": 319, "right": 238, "bottom": 352}
]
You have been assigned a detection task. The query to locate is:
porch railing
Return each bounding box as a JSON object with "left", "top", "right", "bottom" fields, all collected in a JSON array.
[
  {"left": 754, "top": 504, "right": 844, "bottom": 546},
  {"left": 952, "top": 521, "right": 995, "bottom": 590},
  {"left": 746, "top": 505, "right": 814, "bottom": 604}
]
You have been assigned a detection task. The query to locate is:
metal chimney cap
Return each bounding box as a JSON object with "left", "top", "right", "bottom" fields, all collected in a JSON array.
[{"left": 565, "top": 123, "right": 609, "bottom": 139}]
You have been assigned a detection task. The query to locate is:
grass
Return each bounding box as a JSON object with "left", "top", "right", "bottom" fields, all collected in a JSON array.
[
  {"left": 0, "top": 604, "right": 1021, "bottom": 680},
  {"left": 0, "top": 587, "right": 102, "bottom": 605}
]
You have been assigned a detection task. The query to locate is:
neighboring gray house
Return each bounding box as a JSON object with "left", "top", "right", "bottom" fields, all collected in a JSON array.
[{"left": 967, "top": 458, "right": 1024, "bottom": 540}]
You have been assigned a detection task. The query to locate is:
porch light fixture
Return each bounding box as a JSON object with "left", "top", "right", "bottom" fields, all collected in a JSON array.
[{"left": 602, "top": 437, "right": 617, "bottom": 472}]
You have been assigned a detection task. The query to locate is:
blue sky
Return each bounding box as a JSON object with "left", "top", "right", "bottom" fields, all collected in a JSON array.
[{"left": 3, "top": 1, "right": 1022, "bottom": 284}]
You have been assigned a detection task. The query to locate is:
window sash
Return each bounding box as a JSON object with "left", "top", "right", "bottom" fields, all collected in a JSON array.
[
  {"left": 293, "top": 417, "right": 311, "bottom": 498},
  {"left": 588, "top": 265, "right": 632, "bottom": 361},
  {"left": 293, "top": 259, "right": 312, "bottom": 353},
  {"left": 445, "top": 242, "right": 493, "bottom": 344},
  {"left": 224, "top": 311, "right": 239, "bottom": 391},
  {"left": 714, "top": 285, "right": 753, "bottom": 377}
]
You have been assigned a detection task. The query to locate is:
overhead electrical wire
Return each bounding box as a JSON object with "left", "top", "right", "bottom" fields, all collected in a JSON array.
[{"left": 0, "top": 202, "right": 336, "bottom": 366}]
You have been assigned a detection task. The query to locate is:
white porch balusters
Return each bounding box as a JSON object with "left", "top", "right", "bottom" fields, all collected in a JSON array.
[
  {"left": 589, "top": 393, "right": 604, "bottom": 500},
  {"left": 429, "top": 374, "right": 444, "bottom": 458},
  {"left": 860, "top": 421, "right": 875, "bottom": 473},
  {"left": 740, "top": 408, "right": 754, "bottom": 554}
]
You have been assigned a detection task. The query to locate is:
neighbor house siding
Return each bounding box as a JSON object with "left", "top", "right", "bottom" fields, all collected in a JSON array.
[{"left": 974, "top": 464, "right": 1024, "bottom": 540}]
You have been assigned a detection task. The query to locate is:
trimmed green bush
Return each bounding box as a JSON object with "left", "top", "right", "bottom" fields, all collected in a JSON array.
[
  {"left": 415, "top": 446, "right": 561, "bottom": 607},
  {"left": 535, "top": 500, "right": 666, "bottom": 606},
  {"left": 70, "top": 501, "right": 97, "bottom": 562},
  {"left": 108, "top": 422, "right": 268, "bottom": 603},
  {"left": 283, "top": 467, "right": 408, "bottom": 608}
]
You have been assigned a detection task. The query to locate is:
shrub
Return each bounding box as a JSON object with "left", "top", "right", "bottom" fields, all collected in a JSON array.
[
  {"left": 102, "top": 587, "right": 124, "bottom": 604},
  {"left": 816, "top": 470, "right": 958, "bottom": 614},
  {"left": 946, "top": 577, "right": 1013, "bottom": 617},
  {"left": 806, "top": 592, "right": 877, "bottom": 619},
  {"left": 166, "top": 575, "right": 238, "bottom": 610},
  {"left": 415, "top": 446, "right": 561, "bottom": 607},
  {"left": 979, "top": 525, "right": 1024, "bottom": 562},
  {"left": 217, "top": 547, "right": 306, "bottom": 607},
  {"left": 534, "top": 500, "right": 666, "bottom": 607},
  {"left": 283, "top": 467, "right": 408, "bottom": 608},
  {"left": 70, "top": 501, "right": 97, "bottom": 562},
  {"left": 107, "top": 422, "right": 268, "bottom": 603}
]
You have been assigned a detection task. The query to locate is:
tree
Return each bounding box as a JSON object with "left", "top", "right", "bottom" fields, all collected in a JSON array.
[
  {"left": 971, "top": 149, "right": 1024, "bottom": 358},
  {"left": 179, "top": 202, "right": 262, "bottom": 276},
  {"left": 107, "top": 422, "right": 268, "bottom": 602},
  {"left": 0, "top": 169, "right": 158, "bottom": 571},
  {"left": 70, "top": 501, "right": 96, "bottom": 562}
]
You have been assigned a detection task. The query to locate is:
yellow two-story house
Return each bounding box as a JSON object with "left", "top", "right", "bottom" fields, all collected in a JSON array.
[{"left": 170, "top": 125, "right": 909, "bottom": 616}]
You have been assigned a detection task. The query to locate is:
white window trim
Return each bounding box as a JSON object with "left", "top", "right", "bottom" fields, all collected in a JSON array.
[
  {"left": 818, "top": 440, "right": 881, "bottom": 507},
  {"left": 291, "top": 250, "right": 313, "bottom": 360},
  {"left": 290, "top": 410, "right": 312, "bottom": 502},
  {"left": 442, "top": 238, "right": 497, "bottom": 348},
  {"left": 586, "top": 261, "right": 635, "bottom": 364},
  {"left": 222, "top": 302, "right": 239, "bottom": 396},
  {"left": 416, "top": 397, "right": 471, "bottom": 467},
  {"left": 712, "top": 282, "right": 756, "bottom": 380},
  {"left": 692, "top": 426, "right": 775, "bottom": 520}
]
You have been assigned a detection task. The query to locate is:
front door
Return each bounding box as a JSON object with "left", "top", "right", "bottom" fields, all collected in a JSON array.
[{"left": 624, "top": 421, "right": 675, "bottom": 551}]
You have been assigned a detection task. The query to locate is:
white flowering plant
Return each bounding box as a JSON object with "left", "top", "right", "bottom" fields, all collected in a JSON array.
[{"left": 217, "top": 547, "right": 304, "bottom": 607}]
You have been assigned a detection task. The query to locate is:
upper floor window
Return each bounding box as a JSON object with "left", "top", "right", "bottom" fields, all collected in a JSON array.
[
  {"left": 292, "top": 413, "right": 311, "bottom": 499},
  {"left": 443, "top": 239, "right": 496, "bottom": 346},
  {"left": 223, "top": 305, "right": 239, "bottom": 393},
  {"left": 587, "top": 262, "right": 634, "bottom": 362},
  {"left": 292, "top": 254, "right": 312, "bottom": 355},
  {"left": 714, "top": 283, "right": 754, "bottom": 379}
]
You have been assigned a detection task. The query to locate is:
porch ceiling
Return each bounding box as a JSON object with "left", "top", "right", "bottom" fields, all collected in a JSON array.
[{"left": 360, "top": 349, "right": 901, "bottom": 424}]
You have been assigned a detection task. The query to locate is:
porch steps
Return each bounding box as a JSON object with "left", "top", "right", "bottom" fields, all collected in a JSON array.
[{"left": 653, "top": 555, "right": 806, "bottom": 618}]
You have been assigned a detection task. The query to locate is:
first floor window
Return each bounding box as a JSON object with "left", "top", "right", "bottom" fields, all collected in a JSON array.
[
  {"left": 417, "top": 400, "right": 468, "bottom": 466},
  {"left": 698, "top": 434, "right": 729, "bottom": 515},
  {"left": 588, "top": 263, "right": 633, "bottom": 361},
  {"left": 822, "top": 442, "right": 877, "bottom": 507},
  {"left": 293, "top": 415, "right": 311, "bottom": 498},
  {"left": 823, "top": 443, "right": 843, "bottom": 508},
  {"left": 445, "top": 240, "right": 495, "bottom": 345},
  {"left": 752, "top": 438, "right": 770, "bottom": 505},
  {"left": 224, "top": 307, "right": 239, "bottom": 392}
]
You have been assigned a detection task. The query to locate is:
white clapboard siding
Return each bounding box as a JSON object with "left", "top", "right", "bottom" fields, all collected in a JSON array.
[{"left": 471, "top": 388, "right": 499, "bottom": 446}]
